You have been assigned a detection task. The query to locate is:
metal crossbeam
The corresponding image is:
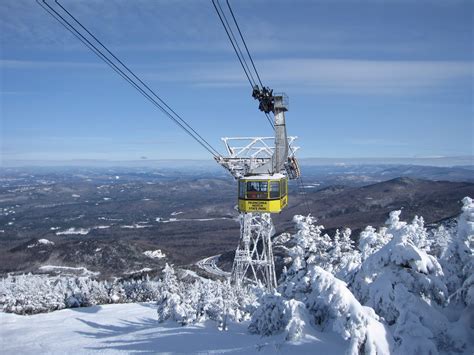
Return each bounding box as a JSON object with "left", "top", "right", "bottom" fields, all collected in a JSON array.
[{"left": 215, "top": 137, "right": 299, "bottom": 179}]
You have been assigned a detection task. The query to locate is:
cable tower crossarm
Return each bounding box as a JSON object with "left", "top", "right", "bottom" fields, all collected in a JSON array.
[{"left": 38, "top": 0, "right": 221, "bottom": 158}]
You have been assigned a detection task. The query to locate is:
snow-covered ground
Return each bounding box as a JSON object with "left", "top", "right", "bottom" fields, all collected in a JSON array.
[
  {"left": 38, "top": 265, "right": 100, "bottom": 276},
  {"left": 143, "top": 249, "right": 166, "bottom": 259},
  {"left": 157, "top": 217, "right": 232, "bottom": 223},
  {"left": 0, "top": 303, "right": 347, "bottom": 354},
  {"left": 27, "top": 238, "right": 54, "bottom": 248},
  {"left": 56, "top": 227, "right": 90, "bottom": 236}
]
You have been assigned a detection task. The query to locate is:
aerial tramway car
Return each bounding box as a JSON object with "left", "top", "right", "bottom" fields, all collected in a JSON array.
[{"left": 238, "top": 174, "right": 288, "bottom": 213}]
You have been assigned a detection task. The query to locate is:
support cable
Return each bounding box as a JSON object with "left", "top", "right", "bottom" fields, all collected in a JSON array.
[
  {"left": 211, "top": 0, "right": 254, "bottom": 88},
  {"left": 211, "top": 0, "right": 274, "bottom": 131},
  {"left": 264, "top": 112, "right": 275, "bottom": 130},
  {"left": 225, "top": 0, "right": 264, "bottom": 88},
  {"left": 38, "top": 0, "right": 221, "bottom": 158},
  {"left": 288, "top": 144, "right": 311, "bottom": 215},
  {"left": 297, "top": 175, "right": 312, "bottom": 216},
  {"left": 214, "top": 0, "right": 257, "bottom": 88},
  {"left": 52, "top": 0, "right": 220, "bottom": 158}
]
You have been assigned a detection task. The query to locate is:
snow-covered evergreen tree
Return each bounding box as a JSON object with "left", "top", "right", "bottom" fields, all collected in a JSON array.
[
  {"left": 0, "top": 273, "right": 164, "bottom": 314},
  {"left": 329, "top": 228, "right": 362, "bottom": 283},
  {"left": 430, "top": 224, "right": 454, "bottom": 260},
  {"left": 156, "top": 263, "right": 192, "bottom": 325},
  {"left": 448, "top": 197, "right": 474, "bottom": 306},
  {"left": 352, "top": 210, "right": 457, "bottom": 354},
  {"left": 154, "top": 265, "right": 255, "bottom": 327},
  {"left": 252, "top": 215, "right": 392, "bottom": 353},
  {"left": 292, "top": 215, "right": 332, "bottom": 269},
  {"left": 358, "top": 225, "right": 391, "bottom": 261},
  {"left": 248, "top": 291, "right": 310, "bottom": 341}
]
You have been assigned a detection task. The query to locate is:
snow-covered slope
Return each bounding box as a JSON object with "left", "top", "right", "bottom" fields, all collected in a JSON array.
[
  {"left": 0, "top": 302, "right": 347, "bottom": 354},
  {"left": 2, "top": 197, "right": 473, "bottom": 354}
]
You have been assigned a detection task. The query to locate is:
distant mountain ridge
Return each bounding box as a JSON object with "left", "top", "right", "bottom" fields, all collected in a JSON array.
[
  {"left": 277, "top": 177, "right": 474, "bottom": 232},
  {"left": 2, "top": 174, "right": 472, "bottom": 279}
]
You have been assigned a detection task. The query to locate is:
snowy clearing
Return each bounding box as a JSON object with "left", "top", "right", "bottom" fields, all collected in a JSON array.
[
  {"left": 121, "top": 224, "right": 151, "bottom": 229},
  {"left": 158, "top": 217, "right": 232, "bottom": 223},
  {"left": 144, "top": 250, "right": 166, "bottom": 259},
  {"left": 125, "top": 267, "right": 153, "bottom": 275},
  {"left": 0, "top": 303, "right": 347, "bottom": 354},
  {"left": 93, "top": 225, "right": 111, "bottom": 230},
  {"left": 38, "top": 265, "right": 100, "bottom": 276},
  {"left": 27, "top": 239, "right": 54, "bottom": 248},
  {"left": 56, "top": 227, "right": 90, "bottom": 236}
]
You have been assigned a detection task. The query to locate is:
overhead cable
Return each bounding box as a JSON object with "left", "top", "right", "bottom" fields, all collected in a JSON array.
[
  {"left": 211, "top": 0, "right": 255, "bottom": 88},
  {"left": 211, "top": 0, "right": 274, "bottom": 130},
  {"left": 38, "top": 0, "right": 221, "bottom": 158},
  {"left": 225, "top": 0, "right": 264, "bottom": 89}
]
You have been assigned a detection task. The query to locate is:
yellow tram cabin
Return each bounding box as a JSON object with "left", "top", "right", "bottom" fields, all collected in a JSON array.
[{"left": 238, "top": 174, "right": 288, "bottom": 213}]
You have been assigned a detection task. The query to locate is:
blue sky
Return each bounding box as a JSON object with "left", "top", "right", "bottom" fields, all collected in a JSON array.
[{"left": 1, "top": 0, "right": 473, "bottom": 164}]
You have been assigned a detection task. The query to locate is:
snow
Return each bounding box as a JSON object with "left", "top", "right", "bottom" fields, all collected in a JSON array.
[
  {"left": 242, "top": 173, "right": 286, "bottom": 180},
  {"left": 121, "top": 224, "right": 151, "bottom": 229},
  {"left": 98, "top": 217, "right": 123, "bottom": 221},
  {"left": 39, "top": 265, "right": 100, "bottom": 276},
  {"left": 56, "top": 227, "right": 90, "bottom": 235},
  {"left": 93, "top": 225, "right": 110, "bottom": 230},
  {"left": 143, "top": 250, "right": 166, "bottom": 259},
  {"left": 27, "top": 239, "right": 54, "bottom": 248},
  {"left": 1, "top": 197, "right": 472, "bottom": 354},
  {"left": 0, "top": 303, "right": 347, "bottom": 354},
  {"left": 125, "top": 267, "right": 153, "bottom": 274},
  {"left": 158, "top": 217, "right": 231, "bottom": 223}
]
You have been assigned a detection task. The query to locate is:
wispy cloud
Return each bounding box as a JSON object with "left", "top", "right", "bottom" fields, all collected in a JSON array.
[
  {"left": 156, "top": 58, "right": 474, "bottom": 95},
  {"left": 347, "top": 138, "right": 409, "bottom": 146},
  {"left": 3, "top": 57, "right": 471, "bottom": 96},
  {"left": 0, "top": 59, "right": 102, "bottom": 69}
]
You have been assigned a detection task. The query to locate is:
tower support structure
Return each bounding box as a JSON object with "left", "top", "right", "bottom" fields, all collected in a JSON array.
[
  {"left": 231, "top": 212, "right": 277, "bottom": 290},
  {"left": 215, "top": 93, "right": 299, "bottom": 290}
]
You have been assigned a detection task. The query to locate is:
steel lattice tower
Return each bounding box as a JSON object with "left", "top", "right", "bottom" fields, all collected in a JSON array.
[{"left": 231, "top": 212, "right": 277, "bottom": 290}]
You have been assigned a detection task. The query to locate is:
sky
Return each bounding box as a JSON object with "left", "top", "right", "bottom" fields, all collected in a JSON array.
[{"left": 1, "top": 0, "right": 473, "bottom": 165}]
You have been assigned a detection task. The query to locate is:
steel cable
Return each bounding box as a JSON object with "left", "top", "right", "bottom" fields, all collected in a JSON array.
[
  {"left": 225, "top": 0, "right": 264, "bottom": 89},
  {"left": 53, "top": 0, "right": 220, "bottom": 158},
  {"left": 38, "top": 0, "right": 221, "bottom": 158},
  {"left": 211, "top": 0, "right": 255, "bottom": 88}
]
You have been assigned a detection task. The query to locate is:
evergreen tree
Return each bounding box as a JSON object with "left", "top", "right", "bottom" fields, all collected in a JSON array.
[{"left": 352, "top": 210, "right": 453, "bottom": 354}]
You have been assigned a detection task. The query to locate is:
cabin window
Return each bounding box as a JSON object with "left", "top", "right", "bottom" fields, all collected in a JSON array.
[
  {"left": 239, "top": 181, "right": 246, "bottom": 198},
  {"left": 246, "top": 181, "right": 268, "bottom": 199},
  {"left": 281, "top": 179, "right": 287, "bottom": 196},
  {"left": 270, "top": 181, "right": 280, "bottom": 198}
]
